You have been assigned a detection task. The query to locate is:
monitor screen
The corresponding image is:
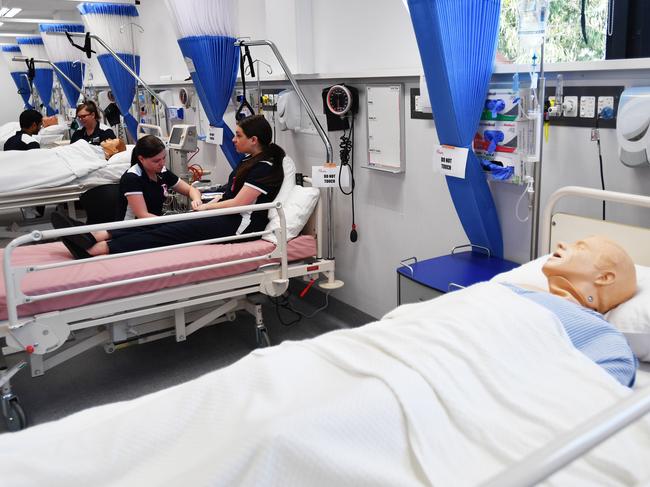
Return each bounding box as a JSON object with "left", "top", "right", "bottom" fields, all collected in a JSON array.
[{"left": 169, "top": 127, "right": 183, "bottom": 145}]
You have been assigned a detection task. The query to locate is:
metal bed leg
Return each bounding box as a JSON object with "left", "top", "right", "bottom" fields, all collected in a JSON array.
[
  {"left": 244, "top": 300, "right": 271, "bottom": 348},
  {"left": 174, "top": 308, "right": 186, "bottom": 342},
  {"left": 0, "top": 361, "right": 27, "bottom": 431},
  {"left": 66, "top": 201, "right": 77, "bottom": 220}
]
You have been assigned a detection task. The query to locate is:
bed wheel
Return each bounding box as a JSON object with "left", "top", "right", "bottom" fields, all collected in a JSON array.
[
  {"left": 256, "top": 326, "right": 271, "bottom": 348},
  {"left": 3, "top": 397, "right": 27, "bottom": 432}
]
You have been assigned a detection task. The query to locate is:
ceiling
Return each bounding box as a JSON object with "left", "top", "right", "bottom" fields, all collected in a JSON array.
[{"left": 0, "top": 1, "right": 134, "bottom": 39}]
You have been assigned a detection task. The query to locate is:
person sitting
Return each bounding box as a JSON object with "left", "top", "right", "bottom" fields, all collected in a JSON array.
[
  {"left": 3, "top": 109, "right": 43, "bottom": 151},
  {"left": 70, "top": 100, "right": 116, "bottom": 146},
  {"left": 505, "top": 236, "right": 638, "bottom": 387},
  {"left": 54, "top": 115, "right": 285, "bottom": 259}
]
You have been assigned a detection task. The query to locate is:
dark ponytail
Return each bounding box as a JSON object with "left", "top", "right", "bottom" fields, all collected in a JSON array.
[
  {"left": 131, "top": 134, "right": 166, "bottom": 166},
  {"left": 233, "top": 115, "right": 285, "bottom": 194}
]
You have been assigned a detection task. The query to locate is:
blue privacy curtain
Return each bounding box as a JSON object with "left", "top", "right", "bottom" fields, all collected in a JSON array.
[
  {"left": 177, "top": 36, "right": 242, "bottom": 169},
  {"left": 407, "top": 0, "right": 504, "bottom": 257},
  {"left": 16, "top": 37, "right": 57, "bottom": 115},
  {"left": 78, "top": 2, "right": 140, "bottom": 139},
  {"left": 2, "top": 45, "right": 32, "bottom": 108},
  {"left": 39, "top": 23, "right": 86, "bottom": 109}
]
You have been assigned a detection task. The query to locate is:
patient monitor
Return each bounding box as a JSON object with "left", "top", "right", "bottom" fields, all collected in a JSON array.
[{"left": 168, "top": 125, "right": 198, "bottom": 178}]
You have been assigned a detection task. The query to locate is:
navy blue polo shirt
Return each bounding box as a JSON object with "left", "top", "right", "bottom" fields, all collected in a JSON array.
[
  {"left": 120, "top": 163, "right": 180, "bottom": 219},
  {"left": 4, "top": 131, "right": 40, "bottom": 151}
]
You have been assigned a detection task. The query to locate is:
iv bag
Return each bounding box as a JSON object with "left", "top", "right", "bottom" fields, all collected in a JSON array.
[{"left": 518, "top": 0, "right": 549, "bottom": 48}]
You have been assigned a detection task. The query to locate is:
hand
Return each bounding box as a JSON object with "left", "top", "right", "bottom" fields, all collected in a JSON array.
[{"left": 191, "top": 199, "right": 202, "bottom": 211}]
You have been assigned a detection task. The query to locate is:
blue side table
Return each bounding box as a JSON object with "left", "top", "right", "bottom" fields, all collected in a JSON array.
[{"left": 397, "top": 246, "right": 520, "bottom": 305}]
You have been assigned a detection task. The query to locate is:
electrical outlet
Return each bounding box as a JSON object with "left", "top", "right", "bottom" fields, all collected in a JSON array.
[
  {"left": 579, "top": 96, "right": 596, "bottom": 118},
  {"left": 597, "top": 96, "right": 615, "bottom": 117},
  {"left": 562, "top": 96, "right": 578, "bottom": 117}
]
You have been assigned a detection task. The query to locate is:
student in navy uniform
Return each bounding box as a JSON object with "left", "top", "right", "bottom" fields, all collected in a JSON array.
[
  {"left": 4, "top": 109, "right": 43, "bottom": 151},
  {"left": 119, "top": 135, "right": 203, "bottom": 220},
  {"left": 70, "top": 100, "right": 116, "bottom": 146},
  {"left": 57, "top": 115, "right": 286, "bottom": 259}
]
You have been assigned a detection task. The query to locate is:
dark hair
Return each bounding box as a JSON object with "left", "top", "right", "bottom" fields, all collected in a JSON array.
[
  {"left": 19, "top": 109, "right": 43, "bottom": 130},
  {"left": 131, "top": 135, "right": 166, "bottom": 166},
  {"left": 76, "top": 100, "right": 100, "bottom": 120},
  {"left": 232, "top": 115, "right": 286, "bottom": 194}
]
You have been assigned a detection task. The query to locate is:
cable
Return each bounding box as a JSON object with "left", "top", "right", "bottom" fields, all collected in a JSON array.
[
  {"left": 269, "top": 288, "right": 332, "bottom": 326},
  {"left": 594, "top": 109, "right": 612, "bottom": 220},
  {"left": 515, "top": 177, "right": 534, "bottom": 223},
  {"left": 338, "top": 116, "right": 357, "bottom": 242}
]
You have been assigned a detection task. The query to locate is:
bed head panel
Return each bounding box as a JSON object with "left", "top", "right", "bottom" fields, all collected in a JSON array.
[{"left": 550, "top": 213, "right": 650, "bottom": 266}]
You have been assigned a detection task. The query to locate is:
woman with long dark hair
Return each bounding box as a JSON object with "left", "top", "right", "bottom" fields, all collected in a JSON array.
[{"left": 58, "top": 115, "right": 286, "bottom": 259}]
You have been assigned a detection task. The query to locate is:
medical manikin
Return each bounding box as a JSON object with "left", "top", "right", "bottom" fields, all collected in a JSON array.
[{"left": 542, "top": 236, "right": 637, "bottom": 314}]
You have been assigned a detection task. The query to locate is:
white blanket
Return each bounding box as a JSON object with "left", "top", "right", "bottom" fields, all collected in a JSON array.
[
  {"left": 0, "top": 140, "right": 110, "bottom": 192},
  {"left": 0, "top": 283, "right": 649, "bottom": 486}
]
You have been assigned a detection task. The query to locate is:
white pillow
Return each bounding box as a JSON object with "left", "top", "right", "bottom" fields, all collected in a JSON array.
[
  {"left": 492, "top": 256, "right": 650, "bottom": 362},
  {"left": 262, "top": 185, "right": 319, "bottom": 244},
  {"left": 265, "top": 156, "right": 296, "bottom": 222},
  {"left": 108, "top": 145, "right": 135, "bottom": 165}
]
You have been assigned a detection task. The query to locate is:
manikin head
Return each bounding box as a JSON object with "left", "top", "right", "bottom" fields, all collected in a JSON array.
[
  {"left": 100, "top": 138, "right": 126, "bottom": 160},
  {"left": 542, "top": 236, "right": 637, "bottom": 313}
]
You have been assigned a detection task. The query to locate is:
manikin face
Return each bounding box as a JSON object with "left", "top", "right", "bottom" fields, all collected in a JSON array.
[
  {"left": 542, "top": 236, "right": 636, "bottom": 313},
  {"left": 543, "top": 238, "right": 601, "bottom": 279},
  {"left": 232, "top": 126, "right": 259, "bottom": 155},
  {"left": 139, "top": 150, "right": 166, "bottom": 175}
]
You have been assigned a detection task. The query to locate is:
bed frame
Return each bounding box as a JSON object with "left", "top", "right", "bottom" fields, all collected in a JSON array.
[
  {"left": 0, "top": 186, "right": 338, "bottom": 430},
  {"left": 482, "top": 185, "right": 650, "bottom": 487}
]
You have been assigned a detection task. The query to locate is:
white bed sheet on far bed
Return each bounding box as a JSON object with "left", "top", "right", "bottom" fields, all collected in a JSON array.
[
  {"left": 0, "top": 140, "right": 128, "bottom": 193},
  {"left": 0, "top": 282, "right": 649, "bottom": 487}
]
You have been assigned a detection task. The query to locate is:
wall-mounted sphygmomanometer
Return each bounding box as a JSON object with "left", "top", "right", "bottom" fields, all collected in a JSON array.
[
  {"left": 322, "top": 84, "right": 359, "bottom": 132},
  {"left": 322, "top": 83, "right": 360, "bottom": 243}
]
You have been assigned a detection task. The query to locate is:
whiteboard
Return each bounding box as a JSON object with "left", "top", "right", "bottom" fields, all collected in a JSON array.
[{"left": 365, "top": 84, "right": 405, "bottom": 173}]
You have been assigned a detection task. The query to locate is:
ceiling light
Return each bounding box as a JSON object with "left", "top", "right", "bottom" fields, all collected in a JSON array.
[
  {"left": 5, "top": 8, "right": 22, "bottom": 18},
  {"left": 0, "top": 8, "right": 9, "bottom": 16},
  {"left": 0, "top": 32, "right": 25, "bottom": 37}
]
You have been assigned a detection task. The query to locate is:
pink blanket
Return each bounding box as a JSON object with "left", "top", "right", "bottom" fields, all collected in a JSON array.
[{"left": 0, "top": 236, "right": 316, "bottom": 319}]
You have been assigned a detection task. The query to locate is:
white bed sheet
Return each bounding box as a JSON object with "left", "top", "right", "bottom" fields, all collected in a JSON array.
[
  {"left": 0, "top": 140, "right": 112, "bottom": 193},
  {"left": 638, "top": 363, "right": 650, "bottom": 389},
  {"left": 0, "top": 282, "right": 648, "bottom": 486}
]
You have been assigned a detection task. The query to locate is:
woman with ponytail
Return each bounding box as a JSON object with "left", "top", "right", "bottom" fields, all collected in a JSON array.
[
  {"left": 57, "top": 116, "right": 287, "bottom": 259},
  {"left": 119, "top": 135, "right": 202, "bottom": 220}
]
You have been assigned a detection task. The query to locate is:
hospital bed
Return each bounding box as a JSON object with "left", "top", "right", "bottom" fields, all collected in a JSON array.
[
  {"left": 0, "top": 141, "right": 130, "bottom": 230},
  {"left": 0, "top": 186, "right": 649, "bottom": 487},
  {"left": 0, "top": 177, "right": 334, "bottom": 430}
]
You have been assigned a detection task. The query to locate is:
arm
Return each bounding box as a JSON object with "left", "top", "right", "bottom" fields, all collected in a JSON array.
[
  {"left": 26, "top": 142, "right": 40, "bottom": 150},
  {"left": 173, "top": 179, "right": 203, "bottom": 210},
  {"left": 70, "top": 130, "right": 81, "bottom": 144},
  {"left": 126, "top": 194, "right": 158, "bottom": 219},
  {"left": 197, "top": 185, "right": 261, "bottom": 211}
]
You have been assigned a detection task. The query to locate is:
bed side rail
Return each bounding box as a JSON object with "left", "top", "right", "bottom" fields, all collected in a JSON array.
[
  {"left": 301, "top": 176, "right": 324, "bottom": 260},
  {"left": 3, "top": 202, "right": 288, "bottom": 328},
  {"left": 541, "top": 186, "right": 650, "bottom": 256},
  {"left": 481, "top": 386, "right": 650, "bottom": 487}
]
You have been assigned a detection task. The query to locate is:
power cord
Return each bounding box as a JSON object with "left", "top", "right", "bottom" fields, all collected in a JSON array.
[
  {"left": 338, "top": 116, "right": 357, "bottom": 242},
  {"left": 594, "top": 106, "right": 614, "bottom": 220},
  {"left": 269, "top": 289, "right": 332, "bottom": 326}
]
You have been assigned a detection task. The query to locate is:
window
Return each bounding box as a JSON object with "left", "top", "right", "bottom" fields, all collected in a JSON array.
[{"left": 498, "top": 0, "right": 608, "bottom": 64}]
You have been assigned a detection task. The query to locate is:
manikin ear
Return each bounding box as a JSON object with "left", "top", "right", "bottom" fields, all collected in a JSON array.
[{"left": 595, "top": 271, "right": 616, "bottom": 286}]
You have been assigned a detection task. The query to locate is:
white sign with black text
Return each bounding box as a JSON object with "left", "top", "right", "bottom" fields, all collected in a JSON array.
[
  {"left": 311, "top": 165, "right": 339, "bottom": 187},
  {"left": 433, "top": 145, "right": 469, "bottom": 179}
]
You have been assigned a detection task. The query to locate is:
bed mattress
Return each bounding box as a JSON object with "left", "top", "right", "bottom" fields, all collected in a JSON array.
[{"left": 0, "top": 235, "right": 316, "bottom": 319}]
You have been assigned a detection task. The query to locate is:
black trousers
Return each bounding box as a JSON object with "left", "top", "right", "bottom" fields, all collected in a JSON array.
[{"left": 107, "top": 214, "right": 242, "bottom": 254}]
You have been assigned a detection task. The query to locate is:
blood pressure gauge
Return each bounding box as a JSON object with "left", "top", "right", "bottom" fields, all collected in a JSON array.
[{"left": 326, "top": 84, "right": 354, "bottom": 116}]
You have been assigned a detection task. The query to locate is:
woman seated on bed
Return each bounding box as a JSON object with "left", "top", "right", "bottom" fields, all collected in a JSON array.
[
  {"left": 505, "top": 236, "right": 638, "bottom": 387},
  {"left": 55, "top": 115, "right": 285, "bottom": 259}
]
